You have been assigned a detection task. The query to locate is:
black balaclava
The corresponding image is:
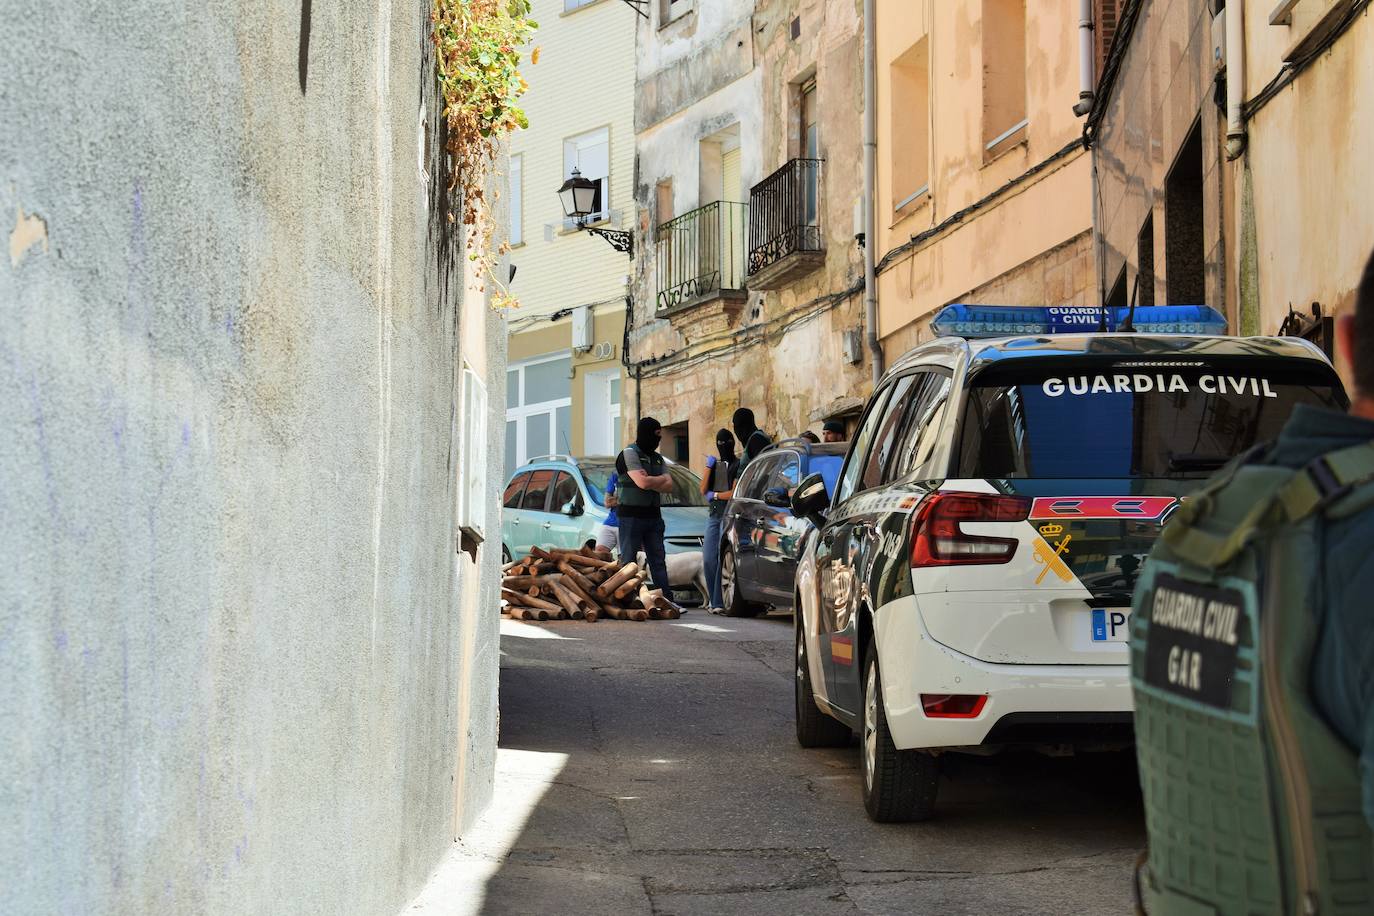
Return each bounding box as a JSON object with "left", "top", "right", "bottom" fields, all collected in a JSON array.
[
  {"left": 636, "top": 417, "right": 663, "bottom": 452},
  {"left": 731, "top": 408, "right": 757, "bottom": 443},
  {"left": 715, "top": 428, "right": 737, "bottom": 462}
]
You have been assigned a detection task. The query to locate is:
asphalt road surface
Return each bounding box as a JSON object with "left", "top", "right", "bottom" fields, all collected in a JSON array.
[{"left": 478, "top": 611, "right": 1145, "bottom": 915}]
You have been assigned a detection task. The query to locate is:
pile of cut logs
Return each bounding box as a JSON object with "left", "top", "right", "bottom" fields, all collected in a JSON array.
[{"left": 501, "top": 545, "right": 684, "bottom": 623}]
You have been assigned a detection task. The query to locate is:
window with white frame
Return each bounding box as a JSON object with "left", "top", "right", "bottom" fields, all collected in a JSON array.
[
  {"left": 459, "top": 366, "right": 488, "bottom": 537},
  {"left": 509, "top": 154, "right": 523, "bottom": 246},
  {"left": 505, "top": 353, "right": 573, "bottom": 476},
  {"left": 563, "top": 128, "right": 610, "bottom": 226},
  {"left": 564, "top": 0, "right": 599, "bottom": 10}
]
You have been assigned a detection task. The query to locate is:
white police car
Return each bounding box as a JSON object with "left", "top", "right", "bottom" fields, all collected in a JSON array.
[{"left": 788, "top": 305, "right": 1348, "bottom": 822}]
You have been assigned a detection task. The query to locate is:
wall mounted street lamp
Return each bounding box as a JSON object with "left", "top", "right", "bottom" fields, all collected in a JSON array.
[{"left": 558, "top": 167, "right": 633, "bottom": 258}]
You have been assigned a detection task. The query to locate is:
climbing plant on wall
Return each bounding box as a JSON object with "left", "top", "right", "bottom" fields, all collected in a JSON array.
[{"left": 431, "top": 0, "right": 538, "bottom": 308}]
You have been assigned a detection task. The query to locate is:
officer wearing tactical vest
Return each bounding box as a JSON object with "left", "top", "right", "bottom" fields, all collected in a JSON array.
[
  {"left": 615, "top": 417, "right": 674, "bottom": 594},
  {"left": 1130, "top": 248, "right": 1374, "bottom": 915}
]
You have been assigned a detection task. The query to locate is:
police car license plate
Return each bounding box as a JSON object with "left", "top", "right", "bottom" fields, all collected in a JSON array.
[{"left": 1089, "top": 608, "right": 1131, "bottom": 643}]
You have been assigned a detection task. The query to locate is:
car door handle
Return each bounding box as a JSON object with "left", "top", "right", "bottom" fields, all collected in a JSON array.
[{"left": 542, "top": 521, "right": 552, "bottom": 529}]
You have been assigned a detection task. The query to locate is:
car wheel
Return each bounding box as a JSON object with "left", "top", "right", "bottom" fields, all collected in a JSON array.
[
  {"left": 795, "top": 622, "right": 852, "bottom": 748},
  {"left": 861, "top": 642, "right": 939, "bottom": 822},
  {"left": 720, "top": 546, "right": 762, "bottom": 618},
  {"left": 502, "top": 545, "right": 512, "bottom": 564}
]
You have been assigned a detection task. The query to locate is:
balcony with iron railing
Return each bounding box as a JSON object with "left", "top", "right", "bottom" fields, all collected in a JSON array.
[
  {"left": 655, "top": 200, "right": 750, "bottom": 315},
  {"left": 747, "top": 158, "right": 824, "bottom": 290}
]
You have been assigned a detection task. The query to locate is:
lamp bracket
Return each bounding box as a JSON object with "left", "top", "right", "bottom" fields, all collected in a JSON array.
[
  {"left": 585, "top": 225, "right": 634, "bottom": 258},
  {"left": 618, "top": 0, "right": 649, "bottom": 18}
]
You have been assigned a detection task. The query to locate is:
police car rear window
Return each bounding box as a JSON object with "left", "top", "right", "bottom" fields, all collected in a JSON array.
[{"left": 954, "top": 359, "right": 1345, "bottom": 479}]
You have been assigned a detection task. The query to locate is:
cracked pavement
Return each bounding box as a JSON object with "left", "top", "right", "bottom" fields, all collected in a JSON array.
[{"left": 428, "top": 613, "right": 1145, "bottom": 915}]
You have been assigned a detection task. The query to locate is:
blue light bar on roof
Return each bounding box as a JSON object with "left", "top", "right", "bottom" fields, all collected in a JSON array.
[{"left": 930, "top": 304, "right": 1228, "bottom": 339}]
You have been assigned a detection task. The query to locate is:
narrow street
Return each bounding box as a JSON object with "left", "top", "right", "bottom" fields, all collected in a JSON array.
[{"left": 476, "top": 613, "right": 1146, "bottom": 915}]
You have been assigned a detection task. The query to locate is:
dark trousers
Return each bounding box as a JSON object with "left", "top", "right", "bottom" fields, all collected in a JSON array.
[{"left": 618, "top": 515, "right": 669, "bottom": 592}]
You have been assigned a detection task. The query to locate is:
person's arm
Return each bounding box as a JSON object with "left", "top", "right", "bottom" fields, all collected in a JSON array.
[
  {"left": 700, "top": 458, "right": 713, "bottom": 497},
  {"left": 712, "top": 461, "right": 740, "bottom": 502},
  {"left": 624, "top": 448, "right": 674, "bottom": 493},
  {"left": 605, "top": 473, "right": 619, "bottom": 509}
]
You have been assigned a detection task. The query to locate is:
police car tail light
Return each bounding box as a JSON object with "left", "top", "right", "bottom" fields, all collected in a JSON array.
[
  {"left": 910, "top": 492, "right": 1029, "bottom": 567},
  {"left": 921, "top": 694, "right": 988, "bottom": 719}
]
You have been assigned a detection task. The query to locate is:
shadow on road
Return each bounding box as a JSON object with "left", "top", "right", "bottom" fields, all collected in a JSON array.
[{"left": 477, "top": 616, "right": 1146, "bottom": 915}]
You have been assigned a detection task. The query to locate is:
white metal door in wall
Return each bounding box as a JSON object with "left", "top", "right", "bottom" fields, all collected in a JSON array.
[{"left": 583, "top": 368, "right": 623, "bottom": 457}]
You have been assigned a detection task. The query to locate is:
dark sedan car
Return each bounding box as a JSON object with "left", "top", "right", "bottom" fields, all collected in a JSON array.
[{"left": 718, "top": 439, "right": 845, "bottom": 616}]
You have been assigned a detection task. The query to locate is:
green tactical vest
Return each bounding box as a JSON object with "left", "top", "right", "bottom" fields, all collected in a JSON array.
[
  {"left": 1131, "top": 441, "right": 1374, "bottom": 916},
  {"left": 617, "top": 444, "right": 664, "bottom": 510}
]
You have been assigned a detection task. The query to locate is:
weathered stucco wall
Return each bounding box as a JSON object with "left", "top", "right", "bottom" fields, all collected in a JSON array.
[
  {"left": 1, "top": 2, "right": 502, "bottom": 913},
  {"left": 1238, "top": 8, "right": 1374, "bottom": 368},
  {"left": 874, "top": 0, "right": 1096, "bottom": 346},
  {"left": 1092, "top": 0, "right": 1225, "bottom": 324}
]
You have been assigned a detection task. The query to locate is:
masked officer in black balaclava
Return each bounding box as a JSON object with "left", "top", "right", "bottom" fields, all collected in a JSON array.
[
  {"left": 614, "top": 417, "right": 673, "bottom": 594},
  {"left": 732, "top": 408, "right": 773, "bottom": 469},
  {"left": 700, "top": 428, "right": 742, "bottom": 613}
]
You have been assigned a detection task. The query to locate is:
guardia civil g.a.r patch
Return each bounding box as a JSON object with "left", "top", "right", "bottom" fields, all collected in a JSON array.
[{"left": 1142, "top": 573, "right": 1246, "bottom": 711}]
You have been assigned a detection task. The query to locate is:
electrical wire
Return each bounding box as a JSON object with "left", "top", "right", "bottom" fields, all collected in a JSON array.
[
  {"left": 873, "top": 137, "right": 1085, "bottom": 276},
  {"left": 1244, "top": 0, "right": 1371, "bottom": 122}
]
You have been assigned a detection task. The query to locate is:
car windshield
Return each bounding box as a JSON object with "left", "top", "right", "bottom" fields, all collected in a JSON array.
[
  {"left": 955, "top": 357, "right": 1345, "bottom": 479},
  {"left": 808, "top": 454, "right": 844, "bottom": 495},
  {"left": 580, "top": 462, "right": 706, "bottom": 507}
]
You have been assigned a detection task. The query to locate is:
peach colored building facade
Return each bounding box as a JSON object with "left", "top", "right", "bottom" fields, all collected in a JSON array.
[{"left": 873, "top": 0, "right": 1098, "bottom": 361}]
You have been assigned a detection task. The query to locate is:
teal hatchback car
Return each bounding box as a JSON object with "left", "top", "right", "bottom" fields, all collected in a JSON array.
[{"left": 500, "top": 455, "right": 709, "bottom": 563}]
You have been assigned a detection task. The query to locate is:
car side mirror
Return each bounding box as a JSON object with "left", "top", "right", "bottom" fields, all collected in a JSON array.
[
  {"left": 763, "top": 487, "right": 791, "bottom": 510},
  {"left": 562, "top": 499, "right": 583, "bottom": 517},
  {"left": 790, "top": 472, "right": 829, "bottom": 527}
]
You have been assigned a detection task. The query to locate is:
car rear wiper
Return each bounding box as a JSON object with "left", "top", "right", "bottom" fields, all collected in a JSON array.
[{"left": 1167, "top": 453, "right": 1230, "bottom": 472}]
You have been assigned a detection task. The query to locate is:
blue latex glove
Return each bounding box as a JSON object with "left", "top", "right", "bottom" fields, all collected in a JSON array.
[
  {"left": 706, "top": 455, "right": 717, "bottom": 469},
  {"left": 707, "top": 491, "right": 716, "bottom": 502}
]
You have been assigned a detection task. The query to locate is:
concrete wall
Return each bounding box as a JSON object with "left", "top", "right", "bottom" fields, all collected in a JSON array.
[
  {"left": 1093, "top": 0, "right": 1226, "bottom": 327},
  {"left": 0, "top": 2, "right": 502, "bottom": 914},
  {"left": 874, "top": 0, "right": 1096, "bottom": 349},
  {"left": 1237, "top": 6, "right": 1374, "bottom": 373}
]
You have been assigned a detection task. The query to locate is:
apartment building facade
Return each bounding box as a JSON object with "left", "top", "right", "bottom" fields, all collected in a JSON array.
[
  {"left": 629, "top": 0, "right": 870, "bottom": 462},
  {"left": 505, "top": 0, "right": 636, "bottom": 474},
  {"left": 1088, "top": 0, "right": 1374, "bottom": 385},
  {"left": 872, "top": 0, "right": 1099, "bottom": 358}
]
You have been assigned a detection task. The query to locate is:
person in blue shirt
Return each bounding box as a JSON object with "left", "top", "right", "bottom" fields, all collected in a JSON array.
[{"left": 595, "top": 470, "right": 620, "bottom": 553}]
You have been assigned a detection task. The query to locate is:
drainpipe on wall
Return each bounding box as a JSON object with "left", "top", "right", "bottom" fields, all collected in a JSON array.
[
  {"left": 862, "top": 0, "right": 883, "bottom": 387},
  {"left": 1072, "top": 0, "right": 1095, "bottom": 117},
  {"left": 1225, "top": 0, "right": 1246, "bottom": 159}
]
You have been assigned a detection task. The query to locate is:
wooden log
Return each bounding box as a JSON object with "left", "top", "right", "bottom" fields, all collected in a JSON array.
[
  {"left": 556, "top": 563, "right": 605, "bottom": 611},
  {"left": 614, "top": 576, "right": 646, "bottom": 601},
  {"left": 530, "top": 546, "right": 566, "bottom": 564},
  {"left": 502, "top": 559, "right": 523, "bottom": 573},
  {"left": 597, "top": 562, "right": 640, "bottom": 597},
  {"left": 501, "top": 588, "right": 532, "bottom": 607},
  {"left": 514, "top": 591, "right": 560, "bottom": 613},
  {"left": 549, "top": 581, "right": 584, "bottom": 620},
  {"left": 502, "top": 574, "right": 564, "bottom": 590},
  {"left": 562, "top": 553, "right": 615, "bottom": 570}
]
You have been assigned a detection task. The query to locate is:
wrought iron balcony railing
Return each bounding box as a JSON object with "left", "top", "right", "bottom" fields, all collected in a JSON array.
[
  {"left": 655, "top": 201, "right": 749, "bottom": 313},
  {"left": 747, "top": 158, "right": 823, "bottom": 278}
]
